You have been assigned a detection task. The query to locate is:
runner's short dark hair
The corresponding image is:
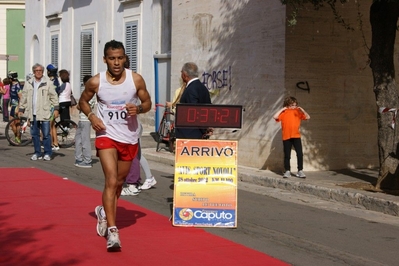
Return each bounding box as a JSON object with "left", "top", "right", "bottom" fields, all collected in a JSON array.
[{"left": 104, "top": 40, "right": 125, "bottom": 57}]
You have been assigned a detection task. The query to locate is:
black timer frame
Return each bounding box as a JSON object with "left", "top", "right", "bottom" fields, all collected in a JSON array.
[{"left": 174, "top": 104, "right": 243, "bottom": 129}]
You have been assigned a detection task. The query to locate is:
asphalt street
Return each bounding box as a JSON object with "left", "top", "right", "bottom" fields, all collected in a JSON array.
[{"left": 1, "top": 120, "right": 399, "bottom": 265}]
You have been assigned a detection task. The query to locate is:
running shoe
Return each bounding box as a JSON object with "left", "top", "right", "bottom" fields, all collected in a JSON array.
[
  {"left": 139, "top": 177, "right": 157, "bottom": 190},
  {"left": 43, "top": 155, "right": 51, "bottom": 161},
  {"left": 296, "top": 170, "right": 306, "bottom": 178},
  {"left": 107, "top": 228, "right": 121, "bottom": 251},
  {"left": 95, "top": 206, "right": 107, "bottom": 237},
  {"left": 52, "top": 145, "right": 60, "bottom": 151},
  {"left": 75, "top": 161, "right": 92, "bottom": 168},
  {"left": 15, "top": 137, "right": 21, "bottom": 144},
  {"left": 121, "top": 184, "right": 140, "bottom": 196},
  {"left": 283, "top": 171, "right": 291, "bottom": 178},
  {"left": 30, "top": 154, "right": 43, "bottom": 161}
]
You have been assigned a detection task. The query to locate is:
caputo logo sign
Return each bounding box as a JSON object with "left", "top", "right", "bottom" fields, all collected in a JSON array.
[
  {"left": 178, "top": 209, "right": 234, "bottom": 221},
  {"left": 179, "top": 208, "right": 194, "bottom": 221}
]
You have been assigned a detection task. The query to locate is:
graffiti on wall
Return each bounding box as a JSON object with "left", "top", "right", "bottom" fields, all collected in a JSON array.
[
  {"left": 193, "top": 13, "right": 213, "bottom": 50},
  {"left": 201, "top": 66, "right": 232, "bottom": 94},
  {"left": 296, "top": 81, "right": 310, "bottom": 93}
]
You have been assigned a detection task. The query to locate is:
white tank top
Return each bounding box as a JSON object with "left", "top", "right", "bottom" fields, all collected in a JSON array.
[
  {"left": 58, "top": 82, "right": 72, "bottom": 103},
  {"left": 96, "top": 68, "right": 140, "bottom": 144}
]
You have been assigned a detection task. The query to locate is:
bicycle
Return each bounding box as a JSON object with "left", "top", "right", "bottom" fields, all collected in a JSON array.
[
  {"left": 155, "top": 103, "right": 175, "bottom": 152},
  {"left": 5, "top": 116, "right": 32, "bottom": 146},
  {"left": 5, "top": 116, "right": 78, "bottom": 148},
  {"left": 54, "top": 117, "right": 78, "bottom": 148}
]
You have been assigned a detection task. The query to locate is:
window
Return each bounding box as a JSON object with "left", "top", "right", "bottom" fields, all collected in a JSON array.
[
  {"left": 125, "top": 21, "right": 138, "bottom": 72},
  {"left": 80, "top": 30, "right": 93, "bottom": 83},
  {"left": 51, "top": 35, "right": 59, "bottom": 68}
]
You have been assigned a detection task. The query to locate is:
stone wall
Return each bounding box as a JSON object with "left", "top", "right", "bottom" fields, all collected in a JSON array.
[
  {"left": 171, "top": 0, "right": 380, "bottom": 171},
  {"left": 284, "top": 2, "right": 378, "bottom": 170}
]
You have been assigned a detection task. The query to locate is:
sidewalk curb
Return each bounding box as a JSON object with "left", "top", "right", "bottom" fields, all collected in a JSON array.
[
  {"left": 142, "top": 148, "right": 175, "bottom": 166},
  {"left": 239, "top": 170, "right": 399, "bottom": 217},
  {"left": 141, "top": 148, "right": 399, "bottom": 217}
]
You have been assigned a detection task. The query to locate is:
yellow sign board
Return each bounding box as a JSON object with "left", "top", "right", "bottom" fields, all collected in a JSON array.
[{"left": 172, "top": 139, "right": 238, "bottom": 227}]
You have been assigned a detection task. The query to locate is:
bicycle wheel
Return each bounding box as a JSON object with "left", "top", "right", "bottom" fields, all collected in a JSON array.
[
  {"left": 156, "top": 118, "right": 167, "bottom": 152},
  {"left": 5, "top": 117, "right": 32, "bottom": 146},
  {"left": 56, "top": 119, "right": 78, "bottom": 148}
]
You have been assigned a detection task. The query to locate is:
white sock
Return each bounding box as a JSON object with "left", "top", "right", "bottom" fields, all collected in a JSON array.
[{"left": 108, "top": 226, "right": 117, "bottom": 234}]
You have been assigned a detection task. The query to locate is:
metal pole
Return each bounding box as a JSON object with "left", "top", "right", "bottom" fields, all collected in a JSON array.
[
  {"left": 154, "top": 57, "right": 159, "bottom": 132},
  {"left": 6, "top": 55, "right": 9, "bottom": 76}
]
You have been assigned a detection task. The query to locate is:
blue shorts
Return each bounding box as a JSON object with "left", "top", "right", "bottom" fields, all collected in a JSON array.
[{"left": 10, "top": 106, "right": 18, "bottom": 117}]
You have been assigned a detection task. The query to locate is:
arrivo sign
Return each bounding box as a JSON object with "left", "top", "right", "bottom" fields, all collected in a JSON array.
[{"left": 175, "top": 104, "right": 243, "bottom": 128}]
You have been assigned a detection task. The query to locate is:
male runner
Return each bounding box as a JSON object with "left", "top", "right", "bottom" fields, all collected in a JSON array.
[{"left": 79, "top": 40, "right": 152, "bottom": 251}]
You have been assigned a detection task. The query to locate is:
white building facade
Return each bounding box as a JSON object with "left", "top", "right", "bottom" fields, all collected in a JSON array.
[
  {"left": 25, "top": 0, "right": 382, "bottom": 172},
  {"left": 25, "top": 0, "right": 171, "bottom": 126}
]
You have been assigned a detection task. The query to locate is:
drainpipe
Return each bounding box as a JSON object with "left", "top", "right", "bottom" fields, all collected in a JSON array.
[{"left": 153, "top": 53, "right": 171, "bottom": 132}]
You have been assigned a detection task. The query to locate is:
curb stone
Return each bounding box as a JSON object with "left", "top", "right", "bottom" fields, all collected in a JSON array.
[
  {"left": 239, "top": 169, "right": 399, "bottom": 217},
  {"left": 142, "top": 147, "right": 399, "bottom": 217}
]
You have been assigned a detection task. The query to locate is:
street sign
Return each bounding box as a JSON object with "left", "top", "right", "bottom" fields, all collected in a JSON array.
[{"left": 0, "top": 54, "right": 19, "bottom": 61}]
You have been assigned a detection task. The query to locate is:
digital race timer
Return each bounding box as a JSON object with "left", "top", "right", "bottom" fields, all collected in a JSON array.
[{"left": 175, "top": 104, "right": 242, "bottom": 128}]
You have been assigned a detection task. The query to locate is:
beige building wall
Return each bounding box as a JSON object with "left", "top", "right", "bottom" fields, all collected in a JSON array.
[
  {"left": 171, "top": 0, "right": 286, "bottom": 169},
  {"left": 171, "top": 0, "right": 380, "bottom": 171},
  {"left": 283, "top": 2, "right": 378, "bottom": 171}
]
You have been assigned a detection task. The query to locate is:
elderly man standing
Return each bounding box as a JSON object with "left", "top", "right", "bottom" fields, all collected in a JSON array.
[
  {"left": 19, "top": 63, "right": 59, "bottom": 161},
  {"left": 175, "top": 62, "right": 212, "bottom": 139}
]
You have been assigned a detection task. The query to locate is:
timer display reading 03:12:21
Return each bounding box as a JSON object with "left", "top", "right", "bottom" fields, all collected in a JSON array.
[{"left": 174, "top": 104, "right": 242, "bottom": 128}]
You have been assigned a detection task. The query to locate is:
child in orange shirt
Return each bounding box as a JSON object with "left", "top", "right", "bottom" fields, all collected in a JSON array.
[{"left": 273, "top": 96, "right": 310, "bottom": 178}]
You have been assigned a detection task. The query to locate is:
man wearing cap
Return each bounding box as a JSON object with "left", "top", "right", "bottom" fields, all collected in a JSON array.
[{"left": 46, "top": 64, "right": 61, "bottom": 151}]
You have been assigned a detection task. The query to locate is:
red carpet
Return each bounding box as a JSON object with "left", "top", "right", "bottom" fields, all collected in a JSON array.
[{"left": 0, "top": 168, "right": 288, "bottom": 266}]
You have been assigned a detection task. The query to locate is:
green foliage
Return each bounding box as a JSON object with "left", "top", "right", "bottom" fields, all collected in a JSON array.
[
  {"left": 281, "top": 0, "right": 356, "bottom": 30},
  {"left": 281, "top": 0, "right": 349, "bottom": 9}
]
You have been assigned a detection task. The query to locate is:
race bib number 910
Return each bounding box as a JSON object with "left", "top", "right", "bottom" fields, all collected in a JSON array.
[{"left": 103, "top": 108, "right": 128, "bottom": 125}]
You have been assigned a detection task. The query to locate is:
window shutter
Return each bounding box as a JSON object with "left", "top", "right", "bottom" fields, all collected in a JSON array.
[
  {"left": 125, "top": 21, "right": 138, "bottom": 72},
  {"left": 51, "top": 35, "right": 59, "bottom": 68},
  {"left": 80, "top": 31, "right": 93, "bottom": 83}
]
